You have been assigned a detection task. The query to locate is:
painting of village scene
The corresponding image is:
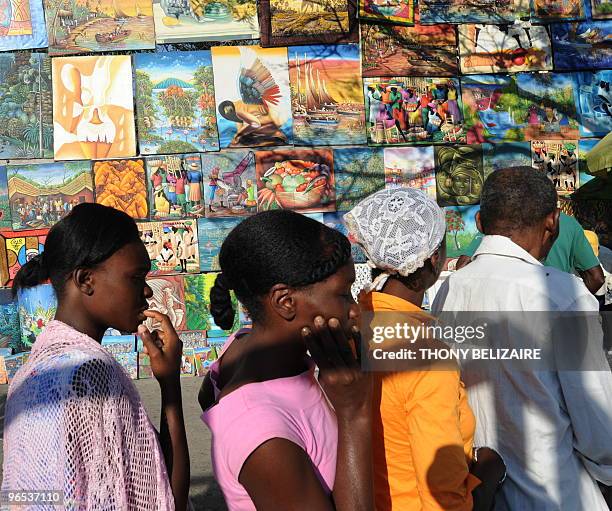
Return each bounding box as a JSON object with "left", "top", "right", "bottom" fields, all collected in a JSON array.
[
  {"left": 461, "top": 73, "right": 580, "bottom": 144},
  {"left": 360, "top": 23, "right": 458, "bottom": 78},
  {"left": 551, "top": 22, "right": 612, "bottom": 70},
  {"left": 201, "top": 151, "right": 258, "bottom": 217},
  {"left": 364, "top": 77, "right": 465, "bottom": 146},
  {"left": 531, "top": 139, "right": 578, "bottom": 196},
  {"left": 531, "top": 0, "right": 584, "bottom": 21},
  {"left": 289, "top": 44, "right": 365, "bottom": 146},
  {"left": 419, "top": 0, "right": 527, "bottom": 23},
  {"left": 573, "top": 70, "right": 612, "bottom": 137},
  {"left": 383, "top": 146, "right": 436, "bottom": 199},
  {"left": 152, "top": 0, "right": 258, "bottom": 43},
  {"left": 7, "top": 161, "right": 93, "bottom": 230},
  {"left": 147, "top": 153, "right": 205, "bottom": 219},
  {"left": 135, "top": 51, "right": 219, "bottom": 155},
  {"left": 0, "top": 52, "right": 53, "bottom": 159}
]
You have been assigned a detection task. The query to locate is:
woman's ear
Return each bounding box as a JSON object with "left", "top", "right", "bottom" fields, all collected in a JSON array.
[
  {"left": 73, "top": 268, "right": 94, "bottom": 296},
  {"left": 268, "top": 283, "right": 296, "bottom": 321}
]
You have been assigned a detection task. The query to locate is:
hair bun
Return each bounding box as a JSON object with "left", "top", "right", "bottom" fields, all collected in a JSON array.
[
  {"left": 12, "top": 252, "right": 49, "bottom": 297},
  {"left": 209, "top": 273, "right": 235, "bottom": 330}
]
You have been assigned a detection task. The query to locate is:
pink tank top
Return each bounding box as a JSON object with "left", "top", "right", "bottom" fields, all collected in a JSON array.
[{"left": 201, "top": 330, "right": 338, "bottom": 511}]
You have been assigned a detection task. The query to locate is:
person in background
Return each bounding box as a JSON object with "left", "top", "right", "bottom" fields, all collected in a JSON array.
[
  {"left": 456, "top": 211, "right": 605, "bottom": 294},
  {"left": 2, "top": 203, "right": 189, "bottom": 510},
  {"left": 198, "top": 210, "right": 373, "bottom": 511},
  {"left": 433, "top": 167, "right": 612, "bottom": 510},
  {"left": 345, "top": 188, "right": 505, "bottom": 511}
]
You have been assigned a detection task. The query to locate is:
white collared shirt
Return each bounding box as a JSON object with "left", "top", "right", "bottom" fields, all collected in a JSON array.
[{"left": 433, "top": 235, "right": 612, "bottom": 511}]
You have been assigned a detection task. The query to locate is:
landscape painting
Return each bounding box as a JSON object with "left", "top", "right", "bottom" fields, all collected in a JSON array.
[
  {"left": 383, "top": 146, "right": 437, "bottom": 199},
  {"left": 134, "top": 50, "right": 219, "bottom": 155},
  {"left": 531, "top": 0, "right": 584, "bottom": 21},
  {"left": 333, "top": 147, "right": 384, "bottom": 211},
  {"left": 0, "top": 228, "right": 48, "bottom": 287},
  {"left": 444, "top": 205, "right": 479, "bottom": 258},
  {"left": 551, "top": 21, "right": 612, "bottom": 70},
  {"left": 0, "top": 52, "right": 53, "bottom": 159},
  {"left": 138, "top": 219, "right": 199, "bottom": 275},
  {"left": 289, "top": 44, "right": 366, "bottom": 146},
  {"left": 0, "top": 0, "right": 48, "bottom": 51},
  {"left": 44, "top": 0, "right": 155, "bottom": 54},
  {"left": 212, "top": 45, "right": 293, "bottom": 149},
  {"left": 0, "top": 165, "right": 11, "bottom": 229},
  {"left": 361, "top": 23, "right": 458, "bottom": 78},
  {"left": 197, "top": 217, "right": 242, "bottom": 271},
  {"left": 573, "top": 70, "right": 612, "bottom": 137},
  {"left": 16, "top": 283, "right": 57, "bottom": 350},
  {"left": 184, "top": 272, "right": 239, "bottom": 333},
  {"left": 531, "top": 139, "right": 578, "bottom": 195},
  {"left": 482, "top": 141, "right": 532, "bottom": 178},
  {"left": 419, "top": 0, "right": 528, "bottom": 23},
  {"left": 359, "top": 0, "right": 413, "bottom": 24},
  {"left": 591, "top": 0, "right": 612, "bottom": 18},
  {"left": 435, "top": 145, "right": 484, "bottom": 206},
  {"left": 0, "top": 289, "right": 20, "bottom": 352},
  {"left": 577, "top": 138, "right": 598, "bottom": 182},
  {"left": 7, "top": 161, "right": 93, "bottom": 230},
  {"left": 93, "top": 159, "right": 148, "bottom": 219},
  {"left": 458, "top": 23, "right": 553, "bottom": 74}
]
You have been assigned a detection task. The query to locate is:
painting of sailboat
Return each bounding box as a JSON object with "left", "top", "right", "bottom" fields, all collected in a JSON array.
[
  {"left": 44, "top": 0, "right": 156, "bottom": 54},
  {"left": 289, "top": 44, "right": 365, "bottom": 146}
]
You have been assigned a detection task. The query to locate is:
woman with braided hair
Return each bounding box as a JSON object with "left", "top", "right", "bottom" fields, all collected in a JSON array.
[{"left": 198, "top": 210, "right": 374, "bottom": 511}]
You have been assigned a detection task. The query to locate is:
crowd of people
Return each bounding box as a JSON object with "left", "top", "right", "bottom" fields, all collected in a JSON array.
[{"left": 2, "top": 165, "right": 611, "bottom": 511}]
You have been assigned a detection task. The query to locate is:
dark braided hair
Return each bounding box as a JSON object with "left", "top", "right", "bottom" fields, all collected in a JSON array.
[{"left": 210, "top": 210, "right": 352, "bottom": 329}]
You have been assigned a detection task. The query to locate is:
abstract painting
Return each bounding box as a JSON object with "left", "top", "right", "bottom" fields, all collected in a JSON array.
[
  {"left": 0, "top": 228, "right": 47, "bottom": 286},
  {"left": 551, "top": 21, "right": 612, "bottom": 70},
  {"left": 212, "top": 46, "right": 293, "bottom": 149},
  {"left": 52, "top": 55, "right": 136, "bottom": 160},
  {"left": 145, "top": 274, "right": 186, "bottom": 331},
  {"left": 93, "top": 159, "right": 148, "bottom": 219},
  {"left": 333, "top": 147, "right": 384, "bottom": 211},
  {"left": 134, "top": 51, "right": 219, "bottom": 155},
  {"left": 531, "top": 139, "right": 578, "bottom": 195},
  {"left": 197, "top": 216, "right": 242, "bottom": 271},
  {"left": 289, "top": 44, "right": 366, "bottom": 146},
  {"left": 573, "top": 70, "right": 612, "bottom": 137},
  {"left": 435, "top": 145, "right": 484, "bottom": 206},
  {"left": 383, "top": 146, "right": 437, "bottom": 199},
  {"left": 0, "top": 0, "right": 48, "bottom": 50}
]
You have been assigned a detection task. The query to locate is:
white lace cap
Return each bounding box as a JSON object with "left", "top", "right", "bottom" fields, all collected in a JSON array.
[{"left": 344, "top": 188, "right": 446, "bottom": 291}]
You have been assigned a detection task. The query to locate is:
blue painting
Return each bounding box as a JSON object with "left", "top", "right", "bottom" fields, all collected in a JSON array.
[
  {"left": 0, "top": 288, "right": 20, "bottom": 352},
  {"left": 551, "top": 22, "right": 612, "bottom": 70},
  {"left": 16, "top": 283, "right": 57, "bottom": 351},
  {"left": 333, "top": 147, "right": 385, "bottom": 211},
  {"left": 323, "top": 211, "right": 367, "bottom": 263},
  {"left": 197, "top": 217, "right": 243, "bottom": 271},
  {"left": 483, "top": 142, "right": 532, "bottom": 178},
  {"left": 573, "top": 70, "right": 612, "bottom": 137}
]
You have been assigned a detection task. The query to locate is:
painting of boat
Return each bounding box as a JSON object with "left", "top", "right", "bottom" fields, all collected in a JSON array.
[
  {"left": 95, "top": 21, "right": 131, "bottom": 43},
  {"left": 295, "top": 53, "right": 339, "bottom": 126}
]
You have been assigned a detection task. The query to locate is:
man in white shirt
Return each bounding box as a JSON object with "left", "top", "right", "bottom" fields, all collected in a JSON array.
[{"left": 433, "top": 166, "right": 612, "bottom": 510}]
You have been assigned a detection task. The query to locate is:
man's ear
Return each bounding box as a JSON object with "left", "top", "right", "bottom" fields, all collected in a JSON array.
[
  {"left": 544, "top": 208, "right": 560, "bottom": 242},
  {"left": 475, "top": 211, "right": 483, "bottom": 233},
  {"left": 73, "top": 268, "right": 94, "bottom": 296},
  {"left": 268, "top": 283, "right": 296, "bottom": 321}
]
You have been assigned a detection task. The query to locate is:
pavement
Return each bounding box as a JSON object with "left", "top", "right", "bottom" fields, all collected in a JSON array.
[{"left": 0, "top": 378, "right": 227, "bottom": 510}]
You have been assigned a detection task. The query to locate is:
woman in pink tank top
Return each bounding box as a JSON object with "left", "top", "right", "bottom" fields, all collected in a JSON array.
[{"left": 198, "top": 210, "right": 374, "bottom": 511}]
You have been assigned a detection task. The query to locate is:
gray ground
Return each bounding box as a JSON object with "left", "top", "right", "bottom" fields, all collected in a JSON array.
[{"left": 0, "top": 378, "right": 227, "bottom": 510}]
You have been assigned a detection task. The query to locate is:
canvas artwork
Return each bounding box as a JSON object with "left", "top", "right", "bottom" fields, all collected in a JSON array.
[
  {"left": 0, "top": 165, "right": 11, "bottom": 229},
  {"left": 4, "top": 353, "right": 27, "bottom": 382},
  {"left": 458, "top": 23, "right": 553, "bottom": 74},
  {"left": 435, "top": 145, "right": 484, "bottom": 206},
  {"left": 197, "top": 216, "right": 242, "bottom": 271},
  {"left": 333, "top": 147, "right": 384, "bottom": 211},
  {"left": 0, "top": 228, "right": 47, "bottom": 286},
  {"left": 138, "top": 352, "right": 152, "bottom": 379},
  {"left": 255, "top": 148, "right": 336, "bottom": 213},
  {"left": 0, "top": 0, "right": 48, "bottom": 50},
  {"left": 114, "top": 352, "right": 138, "bottom": 379},
  {"left": 146, "top": 153, "right": 206, "bottom": 219},
  {"left": 7, "top": 161, "right": 93, "bottom": 230},
  {"left": 153, "top": 0, "right": 258, "bottom": 44},
  {"left": 138, "top": 219, "right": 200, "bottom": 275},
  {"left": 134, "top": 51, "right": 219, "bottom": 155},
  {"left": 322, "top": 211, "right": 366, "bottom": 263},
  {"left": 145, "top": 275, "right": 186, "bottom": 331},
  {"left": 0, "top": 52, "right": 53, "bottom": 159},
  {"left": 444, "top": 206, "right": 479, "bottom": 258},
  {"left": 360, "top": 23, "right": 458, "bottom": 78},
  {"left": 52, "top": 55, "right": 136, "bottom": 160},
  {"left": 212, "top": 46, "right": 293, "bottom": 149},
  {"left": 179, "top": 330, "right": 207, "bottom": 349},
  {"left": 94, "top": 159, "right": 148, "bottom": 219},
  {"left": 383, "top": 146, "right": 437, "bottom": 199},
  {"left": 419, "top": 0, "right": 528, "bottom": 23},
  {"left": 531, "top": 139, "right": 578, "bottom": 195},
  {"left": 101, "top": 335, "right": 136, "bottom": 354},
  {"left": 482, "top": 141, "right": 531, "bottom": 178},
  {"left": 591, "top": 0, "right": 612, "bottom": 18},
  {"left": 44, "top": 0, "right": 155, "bottom": 55},
  {"left": 573, "top": 70, "right": 612, "bottom": 137},
  {"left": 289, "top": 44, "right": 366, "bottom": 147},
  {"left": 577, "top": 138, "right": 598, "bottom": 183},
  {"left": 0, "top": 288, "right": 21, "bottom": 352},
  {"left": 531, "top": 0, "right": 584, "bottom": 21},
  {"left": 551, "top": 22, "right": 611, "bottom": 71},
  {"left": 359, "top": 0, "right": 412, "bottom": 23},
  {"left": 16, "top": 283, "right": 57, "bottom": 350},
  {"left": 184, "top": 272, "right": 240, "bottom": 333}
]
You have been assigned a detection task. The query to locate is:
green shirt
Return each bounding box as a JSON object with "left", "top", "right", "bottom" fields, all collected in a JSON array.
[{"left": 461, "top": 213, "right": 599, "bottom": 273}]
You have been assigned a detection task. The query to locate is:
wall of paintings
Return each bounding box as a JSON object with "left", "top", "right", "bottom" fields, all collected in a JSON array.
[{"left": 0, "top": 0, "right": 609, "bottom": 382}]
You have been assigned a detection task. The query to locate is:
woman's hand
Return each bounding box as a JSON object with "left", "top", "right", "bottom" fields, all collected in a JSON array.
[{"left": 138, "top": 310, "right": 182, "bottom": 386}]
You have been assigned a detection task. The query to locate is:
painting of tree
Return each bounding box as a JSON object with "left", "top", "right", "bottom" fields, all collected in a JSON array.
[{"left": 446, "top": 208, "right": 465, "bottom": 251}]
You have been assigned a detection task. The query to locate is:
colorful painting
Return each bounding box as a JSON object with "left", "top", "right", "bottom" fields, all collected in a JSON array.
[
  {"left": 146, "top": 154, "right": 205, "bottom": 219},
  {"left": 201, "top": 151, "right": 257, "bottom": 218},
  {"left": 333, "top": 147, "right": 384, "bottom": 211},
  {"left": 179, "top": 330, "right": 207, "bottom": 349},
  {"left": 16, "top": 283, "right": 57, "bottom": 350},
  {"left": 573, "top": 70, "right": 612, "bottom": 137},
  {"left": 419, "top": 0, "right": 528, "bottom": 23},
  {"left": 101, "top": 335, "right": 136, "bottom": 354},
  {"left": 435, "top": 145, "right": 484, "bottom": 206},
  {"left": 184, "top": 272, "right": 239, "bottom": 333},
  {"left": 138, "top": 352, "right": 152, "bottom": 379},
  {"left": 138, "top": 219, "right": 200, "bottom": 275},
  {"left": 591, "top": 0, "right": 612, "bottom": 18},
  {"left": 94, "top": 159, "right": 148, "bottom": 219},
  {"left": 0, "top": 0, "right": 48, "bottom": 50},
  {"left": 134, "top": 51, "right": 219, "bottom": 155},
  {"left": 197, "top": 217, "right": 242, "bottom": 271},
  {"left": 323, "top": 211, "right": 366, "bottom": 263},
  {"left": 152, "top": 0, "right": 258, "bottom": 43},
  {"left": 552, "top": 22, "right": 611, "bottom": 71},
  {"left": 444, "top": 205, "right": 479, "bottom": 258},
  {"left": 44, "top": 0, "right": 155, "bottom": 54},
  {"left": 114, "top": 352, "right": 138, "bottom": 379},
  {"left": 383, "top": 146, "right": 437, "bottom": 199},
  {"left": 531, "top": 0, "right": 584, "bottom": 21},
  {"left": 255, "top": 148, "right": 336, "bottom": 213},
  {"left": 359, "top": 0, "right": 413, "bottom": 23},
  {"left": 364, "top": 77, "right": 465, "bottom": 146},
  {"left": 0, "top": 165, "right": 11, "bottom": 229},
  {"left": 212, "top": 46, "right": 293, "bottom": 149},
  {"left": 482, "top": 141, "right": 532, "bottom": 178},
  {"left": 8, "top": 161, "right": 93, "bottom": 230},
  {"left": 52, "top": 55, "right": 136, "bottom": 160},
  {"left": 360, "top": 23, "right": 458, "bottom": 78},
  {"left": 577, "top": 138, "right": 599, "bottom": 182},
  {"left": 461, "top": 73, "right": 580, "bottom": 144},
  {"left": 0, "top": 53, "right": 53, "bottom": 159},
  {"left": 531, "top": 140, "right": 578, "bottom": 195},
  {"left": 289, "top": 44, "right": 366, "bottom": 146},
  {"left": 458, "top": 23, "right": 553, "bottom": 74},
  {"left": 145, "top": 275, "right": 186, "bottom": 331},
  {"left": 0, "top": 288, "right": 21, "bottom": 352},
  {"left": 0, "top": 228, "right": 47, "bottom": 287}
]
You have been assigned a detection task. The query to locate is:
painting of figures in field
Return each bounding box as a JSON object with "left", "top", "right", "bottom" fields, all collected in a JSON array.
[
  {"left": 44, "top": 0, "right": 155, "bottom": 54},
  {"left": 289, "top": 44, "right": 365, "bottom": 146},
  {"left": 135, "top": 51, "right": 219, "bottom": 155}
]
